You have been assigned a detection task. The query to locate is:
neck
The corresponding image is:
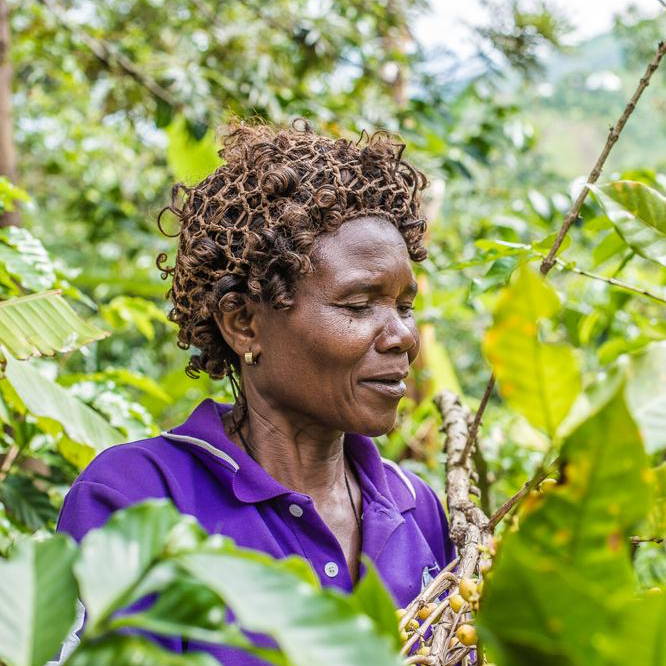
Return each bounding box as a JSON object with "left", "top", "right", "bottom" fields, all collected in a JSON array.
[{"left": 227, "top": 394, "right": 349, "bottom": 500}]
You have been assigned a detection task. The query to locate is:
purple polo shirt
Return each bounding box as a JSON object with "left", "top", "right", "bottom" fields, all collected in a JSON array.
[{"left": 58, "top": 398, "right": 455, "bottom": 664}]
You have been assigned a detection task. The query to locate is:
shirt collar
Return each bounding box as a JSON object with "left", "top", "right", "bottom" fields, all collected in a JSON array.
[{"left": 165, "top": 398, "right": 414, "bottom": 513}]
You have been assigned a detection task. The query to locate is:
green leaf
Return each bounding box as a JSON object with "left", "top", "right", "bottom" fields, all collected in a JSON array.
[
  {"left": 0, "top": 227, "right": 56, "bottom": 292},
  {"left": 591, "top": 180, "right": 666, "bottom": 266},
  {"left": 0, "top": 535, "right": 78, "bottom": 666},
  {"left": 646, "top": 463, "right": 666, "bottom": 539},
  {"left": 624, "top": 342, "right": 666, "bottom": 453},
  {"left": 100, "top": 295, "right": 171, "bottom": 341},
  {"left": 109, "top": 576, "right": 249, "bottom": 648},
  {"left": 0, "top": 291, "right": 108, "bottom": 360},
  {"left": 478, "top": 388, "right": 651, "bottom": 665},
  {"left": 0, "top": 474, "right": 58, "bottom": 530},
  {"left": 2, "top": 351, "right": 123, "bottom": 456},
  {"left": 350, "top": 557, "right": 401, "bottom": 650},
  {"left": 75, "top": 500, "right": 183, "bottom": 632},
  {"left": 65, "top": 634, "right": 220, "bottom": 666},
  {"left": 179, "top": 544, "right": 402, "bottom": 666},
  {"left": 482, "top": 265, "right": 581, "bottom": 437},
  {"left": 166, "top": 115, "right": 222, "bottom": 185}
]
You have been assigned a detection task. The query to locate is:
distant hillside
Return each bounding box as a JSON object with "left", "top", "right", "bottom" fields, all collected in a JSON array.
[{"left": 526, "top": 29, "right": 666, "bottom": 180}]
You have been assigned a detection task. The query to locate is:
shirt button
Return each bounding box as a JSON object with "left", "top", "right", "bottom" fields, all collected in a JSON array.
[
  {"left": 324, "top": 561, "right": 339, "bottom": 578},
  {"left": 288, "top": 503, "right": 304, "bottom": 518}
]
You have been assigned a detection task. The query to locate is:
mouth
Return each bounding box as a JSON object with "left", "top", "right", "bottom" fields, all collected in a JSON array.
[{"left": 359, "top": 373, "right": 408, "bottom": 399}]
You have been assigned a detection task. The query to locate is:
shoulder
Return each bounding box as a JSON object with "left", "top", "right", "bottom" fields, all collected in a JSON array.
[{"left": 57, "top": 434, "right": 189, "bottom": 541}]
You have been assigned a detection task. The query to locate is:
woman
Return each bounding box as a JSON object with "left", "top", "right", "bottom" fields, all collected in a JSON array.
[{"left": 57, "top": 121, "right": 456, "bottom": 663}]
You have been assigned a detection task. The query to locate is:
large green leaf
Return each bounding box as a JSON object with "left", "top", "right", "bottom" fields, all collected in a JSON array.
[
  {"left": 179, "top": 545, "right": 402, "bottom": 666},
  {"left": 166, "top": 115, "right": 222, "bottom": 185},
  {"left": 2, "top": 351, "right": 123, "bottom": 456},
  {"left": 591, "top": 180, "right": 666, "bottom": 266},
  {"left": 624, "top": 342, "right": 666, "bottom": 453},
  {"left": 0, "top": 226, "right": 55, "bottom": 292},
  {"left": 478, "top": 389, "right": 651, "bottom": 666},
  {"left": 482, "top": 265, "right": 581, "bottom": 437},
  {"left": 350, "top": 557, "right": 401, "bottom": 651},
  {"left": 65, "top": 634, "right": 220, "bottom": 666},
  {"left": 0, "top": 535, "right": 78, "bottom": 666},
  {"left": 0, "top": 474, "right": 58, "bottom": 530},
  {"left": 75, "top": 501, "right": 183, "bottom": 632},
  {"left": 0, "top": 291, "right": 108, "bottom": 360}
]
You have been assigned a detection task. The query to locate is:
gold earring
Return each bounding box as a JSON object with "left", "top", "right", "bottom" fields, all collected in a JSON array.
[{"left": 244, "top": 351, "right": 256, "bottom": 365}]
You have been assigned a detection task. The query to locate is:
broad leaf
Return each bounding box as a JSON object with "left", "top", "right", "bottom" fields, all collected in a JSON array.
[
  {"left": 0, "top": 535, "right": 77, "bottom": 666},
  {"left": 591, "top": 180, "right": 666, "bottom": 266},
  {"left": 179, "top": 544, "right": 402, "bottom": 666},
  {"left": 0, "top": 474, "right": 58, "bottom": 530},
  {"left": 64, "top": 634, "right": 220, "bottom": 666},
  {"left": 350, "top": 557, "right": 401, "bottom": 650},
  {"left": 479, "top": 389, "right": 650, "bottom": 666},
  {"left": 2, "top": 351, "right": 123, "bottom": 454},
  {"left": 100, "top": 295, "right": 171, "bottom": 341},
  {"left": 0, "top": 227, "right": 56, "bottom": 292},
  {"left": 624, "top": 342, "right": 666, "bottom": 453},
  {"left": 0, "top": 291, "right": 108, "bottom": 360},
  {"left": 483, "top": 265, "right": 581, "bottom": 437},
  {"left": 75, "top": 501, "right": 183, "bottom": 632},
  {"left": 166, "top": 115, "right": 222, "bottom": 185}
]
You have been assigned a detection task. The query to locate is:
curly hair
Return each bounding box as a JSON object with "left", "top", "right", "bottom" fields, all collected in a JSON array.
[{"left": 156, "top": 120, "right": 428, "bottom": 381}]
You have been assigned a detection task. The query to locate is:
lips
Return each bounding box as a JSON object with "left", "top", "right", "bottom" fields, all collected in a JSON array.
[{"left": 359, "top": 372, "right": 408, "bottom": 399}]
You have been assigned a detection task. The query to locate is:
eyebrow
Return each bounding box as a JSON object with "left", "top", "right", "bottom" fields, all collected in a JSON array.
[{"left": 335, "top": 278, "right": 419, "bottom": 297}]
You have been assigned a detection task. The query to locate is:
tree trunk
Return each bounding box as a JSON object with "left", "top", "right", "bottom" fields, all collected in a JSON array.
[{"left": 0, "top": 0, "right": 19, "bottom": 227}]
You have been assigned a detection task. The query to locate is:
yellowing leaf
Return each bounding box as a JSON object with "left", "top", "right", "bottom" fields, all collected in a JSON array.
[{"left": 483, "top": 265, "right": 581, "bottom": 437}]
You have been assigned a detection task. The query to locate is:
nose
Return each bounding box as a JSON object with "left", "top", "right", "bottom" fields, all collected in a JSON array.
[{"left": 375, "top": 310, "right": 419, "bottom": 356}]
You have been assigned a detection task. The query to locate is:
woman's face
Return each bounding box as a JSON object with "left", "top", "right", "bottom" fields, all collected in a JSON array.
[{"left": 247, "top": 215, "right": 420, "bottom": 436}]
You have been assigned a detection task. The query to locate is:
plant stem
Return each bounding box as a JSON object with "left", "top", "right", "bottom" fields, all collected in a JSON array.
[
  {"left": 553, "top": 257, "right": 666, "bottom": 305},
  {"left": 463, "top": 39, "right": 666, "bottom": 456}
]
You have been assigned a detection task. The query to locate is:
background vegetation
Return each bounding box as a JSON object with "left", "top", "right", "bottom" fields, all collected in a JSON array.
[{"left": 0, "top": 1, "right": 664, "bottom": 664}]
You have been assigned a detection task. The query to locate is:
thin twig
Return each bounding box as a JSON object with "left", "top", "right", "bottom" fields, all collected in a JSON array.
[
  {"left": 460, "top": 376, "right": 495, "bottom": 466},
  {"left": 463, "top": 40, "right": 666, "bottom": 455},
  {"left": 0, "top": 443, "right": 18, "bottom": 482},
  {"left": 488, "top": 460, "right": 558, "bottom": 531},
  {"left": 540, "top": 40, "right": 666, "bottom": 274},
  {"left": 630, "top": 536, "right": 664, "bottom": 544},
  {"left": 552, "top": 256, "right": 666, "bottom": 305}
]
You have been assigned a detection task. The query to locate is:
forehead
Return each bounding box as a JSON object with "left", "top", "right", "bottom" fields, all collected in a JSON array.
[{"left": 312, "top": 216, "right": 412, "bottom": 282}]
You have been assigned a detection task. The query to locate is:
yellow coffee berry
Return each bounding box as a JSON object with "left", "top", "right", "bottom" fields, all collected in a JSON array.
[
  {"left": 646, "top": 586, "right": 663, "bottom": 596},
  {"left": 449, "top": 594, "right": 465, "bottom": 613},
  {"left": 399, "top": 629, "right": 409, "bottom": 642},
  {"left": 479, "top": 559, "right": 492, "bottom": 575},
  {"left": 540, "top": 478, "right": 558, "bottom": 492},
  {"left": 459, "top": 578, "right": 478, "bottom": 601},
  {"left": 456, "top": 623, "right": 478, "bottom": 646},
  {"left": 396, "top": 608, "right": 407, "bottom": 619},
  {"left": 417, "top": 645, "right": 431, "bottom": 656},
  {"left": 417, "top": 603, "right": 436, "bottom": 620},
  {"left": 406, "top": 618, "right": 420, "bottom": 632}
]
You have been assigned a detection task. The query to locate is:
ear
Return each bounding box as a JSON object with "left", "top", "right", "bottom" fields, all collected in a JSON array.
[{"left": 212, "top": 296, "right": 261, "bottom": 359}]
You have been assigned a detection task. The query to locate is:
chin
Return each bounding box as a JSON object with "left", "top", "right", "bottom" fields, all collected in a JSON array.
[{"left": 352, "top": 409, "right": 399, "bottom": 437}]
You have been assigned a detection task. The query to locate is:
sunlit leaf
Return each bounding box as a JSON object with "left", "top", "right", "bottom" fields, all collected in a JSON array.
[
  {"left": 2, "top": 351, "right": 123, "bottom": 455},
  {"left": 179, "top": 545, "right": 402, "bottom": 666},
  {"left": 0, "top": 291, "right": 108, "bottom": 360},
  {"left": 479, "top": 389, "right": 651, "bottom": 665},
  {"left": 166, "top": 115, "right": 222, "bottom": 185},
  {"left": 0, "top": 535, "right": 77, "bottom": 666},
  {"left": 591, "top": 180, "right": 666, "bottom": 266},
  {"left": 0, "top": 227, "right": 55, "bottom": 292},
  {"left": 75, "top": 501, "right": 183, "bottom": 631},
  {"left": 624, "top": 342, "right": 666, "bottom": 453},
  {"left": 0, "top": 475, "right": 58, "bottom": 531},
  {"left": 483, "top": 265, "right": 581, "bottom": 437}
]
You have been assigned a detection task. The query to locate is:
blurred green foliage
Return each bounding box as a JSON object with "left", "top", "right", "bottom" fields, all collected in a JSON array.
[{"left": 0, "top": 1, "right": 665, "bottom": 662}]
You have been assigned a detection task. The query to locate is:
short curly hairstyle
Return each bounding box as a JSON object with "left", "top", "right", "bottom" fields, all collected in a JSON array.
[{"left": 157, "top": 120, "right": 428, "bottom": 381}]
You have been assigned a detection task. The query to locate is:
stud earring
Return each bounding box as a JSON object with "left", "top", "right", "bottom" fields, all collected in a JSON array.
[{"left": 244, "top": 351, "right": 256, "bottom": 365}]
